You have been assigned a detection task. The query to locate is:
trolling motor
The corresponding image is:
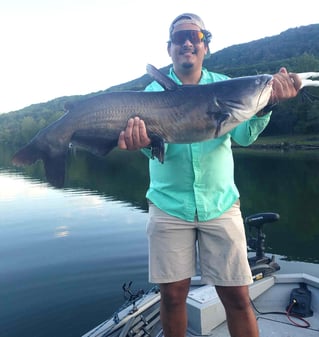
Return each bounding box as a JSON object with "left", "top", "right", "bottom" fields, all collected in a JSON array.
[{"left": 245, "top": 212, "right": 281, "bottom": 280}]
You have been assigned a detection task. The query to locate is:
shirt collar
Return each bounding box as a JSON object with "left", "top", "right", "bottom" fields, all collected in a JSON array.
[{"left": 169, "top": 66, "right": 209, "bottom": 85}]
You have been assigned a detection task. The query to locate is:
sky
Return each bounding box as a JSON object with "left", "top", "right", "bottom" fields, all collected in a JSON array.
[{"left": 0, "top": 0, "right": 318, "bottom": 114}]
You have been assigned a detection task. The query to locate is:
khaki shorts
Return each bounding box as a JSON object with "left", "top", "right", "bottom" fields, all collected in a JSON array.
[{"left": 146, "top": 201, "right": 253, "bottom": 286}]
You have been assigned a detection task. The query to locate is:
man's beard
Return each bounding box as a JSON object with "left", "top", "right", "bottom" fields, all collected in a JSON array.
[
  {"left": 181, "top": 62, "right": 194, "bottom": 69},
  {"left": 180, "top": 47, "right": 197, "bottom": 69}
]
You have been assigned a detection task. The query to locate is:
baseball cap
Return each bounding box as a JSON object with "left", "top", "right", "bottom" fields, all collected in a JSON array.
[{"left": 169, "top": 13, "right": 212, "bottom": 57}]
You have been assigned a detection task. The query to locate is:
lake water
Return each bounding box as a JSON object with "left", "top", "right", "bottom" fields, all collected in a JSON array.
[{"left": 1, "top": 147, "right": 319, "bottom": 337}]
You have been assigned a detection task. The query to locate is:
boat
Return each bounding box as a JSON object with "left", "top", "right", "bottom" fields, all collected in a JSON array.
[{"left": 82, "top": 213, "right": 319, "bottom": 337}]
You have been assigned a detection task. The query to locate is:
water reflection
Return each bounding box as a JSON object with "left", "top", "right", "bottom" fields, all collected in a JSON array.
[
  {"left": 234, "top": 149, "right": 319, "bottom": 263},
  {"left": 0, "top": 170, "right": 149, "bottom": 337},
  {"left": 66, "top": 149, "right": 150, "bottom": 209},
  {"left": 1, "top": 146, "right": 319, "bottom": 337},
  {"left": 2, "top": 145, "right": 319, "bottom": 263},
  {"left": 54, "top": 225, "right": 70, "bottom": 238}
]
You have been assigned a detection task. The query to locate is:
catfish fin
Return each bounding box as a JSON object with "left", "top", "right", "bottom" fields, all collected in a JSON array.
[
  {"left": 146, "top": 64, "right": 178, "bottom": 91},
  {"left": 150, "top": 135, "right": 165, "bottom": 163},
  {"left": 214, "top": 112, "right": 232, "bottom": 137},
  {"left": 64, "top": 101, "right": 74, "bottom": 113},
  {"left": 71, "top": 133, "right": 118, "bottom": 156},
  {"left": 12, "top": 142, "right": 41, "bottom": 166},
  {"left": 12, "top": 143, "right": 67, "bottom": 188}
]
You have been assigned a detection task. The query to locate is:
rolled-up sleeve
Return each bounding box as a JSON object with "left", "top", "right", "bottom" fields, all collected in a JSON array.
[{"left": 230, "top": 113, "right": 271, "bottom": 146}]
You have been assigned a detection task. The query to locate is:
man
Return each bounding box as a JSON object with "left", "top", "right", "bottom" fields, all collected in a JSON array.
[{"left": 118, "top": 13, "right": 301, "bottom": 337}]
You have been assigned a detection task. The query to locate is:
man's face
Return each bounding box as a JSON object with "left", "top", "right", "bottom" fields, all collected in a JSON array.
[{"left": 167, "top": 22, "right": 208, "bottom": 72}]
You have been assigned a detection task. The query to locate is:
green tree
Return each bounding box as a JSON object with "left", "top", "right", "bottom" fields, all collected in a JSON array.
[{"left": 21, "top": 116, "right": 38, "bottom": 143}]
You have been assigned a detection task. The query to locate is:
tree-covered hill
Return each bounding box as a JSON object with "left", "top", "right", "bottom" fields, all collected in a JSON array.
[
  {"left": 205, "top": 24, "right": 319, "bottom": 76},
  {"left": 1, "top": 24, "right": 318, "bottom": 145}
]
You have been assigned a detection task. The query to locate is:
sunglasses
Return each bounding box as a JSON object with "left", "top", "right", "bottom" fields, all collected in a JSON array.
[{"left": 170, "top": 30, "right": 205, "bottom": 45}]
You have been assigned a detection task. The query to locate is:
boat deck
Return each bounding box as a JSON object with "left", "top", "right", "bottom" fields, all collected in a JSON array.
[
  {"left": 187, "top": 274, "right": 319, "bottom": 337},
  {"left": 83, "top": 273, "right": 319, "bottom": 337}
]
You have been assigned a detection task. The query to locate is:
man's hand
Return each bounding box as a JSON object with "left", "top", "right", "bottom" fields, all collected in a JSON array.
[
  {"left": 118, "top": 117, "right": 151, "bottom": 150},
  {"left": 270, "top": 67, "right": 302, "bottom": 104}
]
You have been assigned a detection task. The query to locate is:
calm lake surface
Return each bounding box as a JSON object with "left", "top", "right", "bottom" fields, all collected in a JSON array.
[{"left": 1, "top": 146, "right": 319, "bottom": 337}]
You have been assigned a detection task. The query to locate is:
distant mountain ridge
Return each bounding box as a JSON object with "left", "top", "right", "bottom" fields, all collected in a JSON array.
[{"left": 207, "top": 24, "right": 319, "bottom": 72}]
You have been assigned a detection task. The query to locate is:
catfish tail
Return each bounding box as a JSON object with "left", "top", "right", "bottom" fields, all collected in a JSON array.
[
  {"left": 12, "top": 144, "right": 67, "bottom": 188},
  {"left": 12, "top": 142, "right": 42, "bottom": 166}
]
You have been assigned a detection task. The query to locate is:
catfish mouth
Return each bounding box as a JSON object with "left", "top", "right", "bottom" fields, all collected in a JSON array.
[
  {"left": 257, "top": 77, "right": 274, "bottom": 109},
  {"left": 230, "top": 75, "right": 274, "bottom": 121}
]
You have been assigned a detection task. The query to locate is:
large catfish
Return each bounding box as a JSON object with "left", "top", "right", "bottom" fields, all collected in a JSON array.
[{"left": 12, "top": 64, "right": 274, "bottom": 187}]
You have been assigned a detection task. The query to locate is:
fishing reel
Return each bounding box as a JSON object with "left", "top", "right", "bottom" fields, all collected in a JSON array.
[{"left": 245, "top": 212, "right": 281, "bottom": 280}]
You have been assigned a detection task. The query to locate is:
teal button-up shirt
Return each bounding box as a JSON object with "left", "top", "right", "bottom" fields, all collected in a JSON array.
[{"left": 143, "top": 67, "right": 271, "bottom": 222}]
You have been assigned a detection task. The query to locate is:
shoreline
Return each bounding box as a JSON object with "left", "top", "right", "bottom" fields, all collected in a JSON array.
[{"left": 233, "top": 134, "right": 319, "bottom": 151}]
